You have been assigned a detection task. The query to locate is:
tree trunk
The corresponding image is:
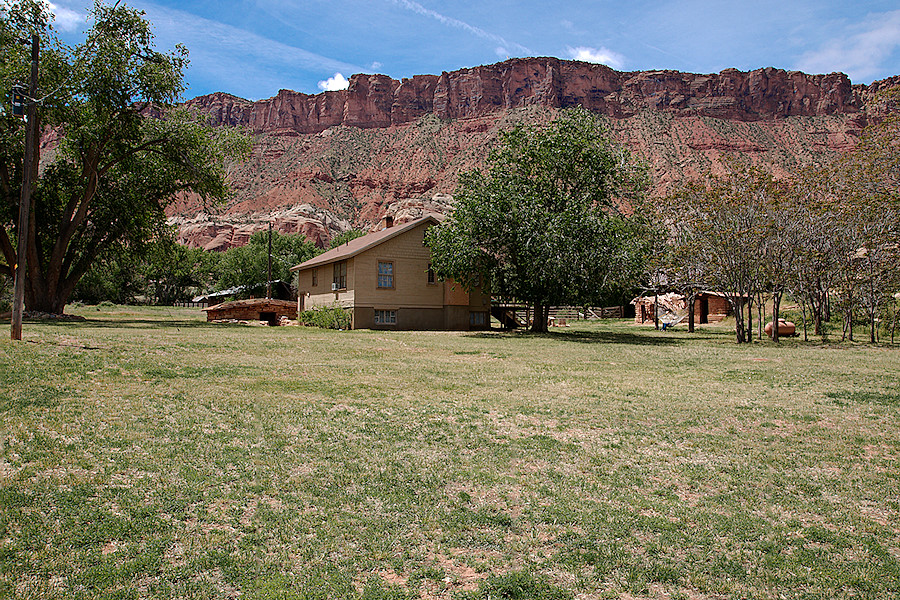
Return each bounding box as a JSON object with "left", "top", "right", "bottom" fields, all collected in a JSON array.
[
  {"left": 746, "top": 295, "right": 753, "bottom": 344},
  {"left": 24, "top": 286, "right": 68, "bottom": 314},
  {"left": 891, "top": 305, "right": 897, "bottom": 345},
  {"left": 530, "top": 303, "right": 548, "bottom": 333},
  {"left": 687, "top": 290, "right": 696, "bottom": 333},
  {"left": 653, "top": 291, "right": 659, "bottom": 330},
  {"left": 25, "top": 282, "right": 69, "bottom": 315},
  {"left": 757, "top": 292, "right": 764, "bottom": 341},
  {"left": 772, "top": 289, "right": 783, "bottom": 343},
  {"left": 800, "top": 297, "right": 809, "bottom": 342},
  {"left": 731, "top": 296, "right": 746, "bottom": 344},
  {"left": 870, "top": 309, "right": 877, "bottom": 344}
]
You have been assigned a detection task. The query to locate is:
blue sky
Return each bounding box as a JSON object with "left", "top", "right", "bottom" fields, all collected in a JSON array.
[{"left": 45, "top": 0, "right": 900, "bottom": 101}]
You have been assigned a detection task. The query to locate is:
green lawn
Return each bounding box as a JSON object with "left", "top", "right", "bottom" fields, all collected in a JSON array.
[{"left": 2, "top": 306, "right": 899, "bottom": 599}]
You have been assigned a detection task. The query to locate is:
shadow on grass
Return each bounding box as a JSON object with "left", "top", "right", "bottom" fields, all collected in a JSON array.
[
  {"left": 467, "top": 327, "right": 691, "bottom": 345},
  {"left": 19, "top": 317, "right": 215, "bottom": 330}
]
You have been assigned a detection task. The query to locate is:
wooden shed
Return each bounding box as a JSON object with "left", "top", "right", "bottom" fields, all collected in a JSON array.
[{"left": 203, "top": 298, "right": 298, "bottom": 325}]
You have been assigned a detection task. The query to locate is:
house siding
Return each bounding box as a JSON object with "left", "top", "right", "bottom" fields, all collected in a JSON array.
[
  {"left": 294, "top": 218, "right": 490, "bottom": 331},
  {"left": 301, "top": 258, "right": 357, "bottom": 311}
]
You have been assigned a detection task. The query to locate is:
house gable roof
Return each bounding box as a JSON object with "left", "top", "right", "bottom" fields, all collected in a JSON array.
[{"left": 290, "top": 214, "right": 443, "bottom": 272}]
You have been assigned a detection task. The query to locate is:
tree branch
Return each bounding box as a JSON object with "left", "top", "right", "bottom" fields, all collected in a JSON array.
[{"left": 97, "top": 136, "right": 169, "bottom": 178}]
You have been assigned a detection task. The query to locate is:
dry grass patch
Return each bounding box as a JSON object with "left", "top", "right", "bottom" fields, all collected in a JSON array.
[{"left": 1, "top": 306, "right": 899, "bottom": 599}]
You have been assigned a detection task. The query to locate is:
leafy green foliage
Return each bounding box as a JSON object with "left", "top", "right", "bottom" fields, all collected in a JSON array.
[
  {"left": 215, "top": 229, "right": 320, "bottom": 292},
  {"left": 0, "top": 1, "right": 250, "bottom": 314},
  {"left": 299, "top": 304, "right": 352, "bottom": 329},
  {"left": 71, "top": 236, "right": 220, "bottom": 305},
  {"left": 462, "top": 571, "right": 572, "bottom": 600},
  {"left": 426, "top": 108, "right": 652, "bottom": 331},
  {"left": 72, "top": 246, "right": 147, "bottom": 305},
  {"left": 655, "top": 91, "right": 900, "bottom": 344},
  {"left": 0, "top": 272, "right": 11, "bottom": 313},
  {"left": 146, "top": 239, "right": 221, "bottom": 304},
  {"left": 329, "top": 229, "right": 367, "bottom": 249}
]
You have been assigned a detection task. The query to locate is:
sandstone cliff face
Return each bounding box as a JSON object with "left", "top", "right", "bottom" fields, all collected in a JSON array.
[
  {"left": 169, "top": 205, "right": 351, "bottom": 252},
  {"left": 187, "top": 58, "right": 868, "bottom": 134},
  {"left": 172, "top": 58, "right": 896, "bottom": 251}
]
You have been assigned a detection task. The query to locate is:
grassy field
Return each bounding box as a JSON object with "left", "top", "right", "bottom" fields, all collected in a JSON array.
[{"left": 1, "top": 306, "right": 899, "bottom": 600}]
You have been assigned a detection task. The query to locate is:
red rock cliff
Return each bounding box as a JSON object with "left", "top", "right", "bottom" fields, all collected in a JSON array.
[
  {"left": 173, "top": 58, "right": 897, "bottom": 251},
  {"left": 187, "top": 58, "right": 868, "bottom": 134}
]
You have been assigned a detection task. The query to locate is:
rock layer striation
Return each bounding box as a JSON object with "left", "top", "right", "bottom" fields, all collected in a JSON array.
[
  {"left": 187, "top": 58, "right": 870, "bottom": 134},
  {"left": 173, "top": 58, "right": 897, "bottom": 250}
]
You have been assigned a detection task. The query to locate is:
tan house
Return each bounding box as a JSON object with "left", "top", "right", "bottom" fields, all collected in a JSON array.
[{"left": 290, "top": 215, "right": 491, "bottom": 330}]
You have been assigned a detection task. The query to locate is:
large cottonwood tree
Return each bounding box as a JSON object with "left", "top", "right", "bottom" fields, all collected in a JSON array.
[
  {"left": 0, "top": 1, "right": 248, "bottom": 314},
  {"left": 426, "top": 108, "right": 651, "bottom": 332}
]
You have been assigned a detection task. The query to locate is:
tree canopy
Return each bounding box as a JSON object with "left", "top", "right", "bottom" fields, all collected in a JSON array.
[
  {"left": 0, "top": 0, "right": 249, "bottom": 314},
  {"left": 654, "top": 90, "right": 900, "bottom": 344},
  {"left": 214, "top": 229, "right": 320, "bottom": 294},
  {"left": 426, "top": 108, "right": 651, "bottom": 332}
]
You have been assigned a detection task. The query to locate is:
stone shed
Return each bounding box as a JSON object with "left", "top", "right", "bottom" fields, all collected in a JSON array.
[
  {"left": 204, "top": 299, "right": 298, "bottom": 325},
  {"left": 632, "top": 291, "right": 734, "bottom": 325}
]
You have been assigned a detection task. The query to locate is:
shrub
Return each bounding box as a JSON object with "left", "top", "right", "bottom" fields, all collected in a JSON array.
[
  {"left": 462, "top": 571, "right": 572, "bottom": 600},
  {"left": 300, "top": 305, "right": 351, "bottom": 329}
]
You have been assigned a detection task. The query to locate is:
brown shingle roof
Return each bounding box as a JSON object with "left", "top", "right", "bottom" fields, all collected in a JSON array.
[{"left": 290, "top": 214, "right": 443, "bottom": 272}]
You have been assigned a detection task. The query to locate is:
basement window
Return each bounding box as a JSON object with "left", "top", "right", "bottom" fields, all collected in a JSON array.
[{"left": 374, "top": 309, "right": 397, "bottom": 325}]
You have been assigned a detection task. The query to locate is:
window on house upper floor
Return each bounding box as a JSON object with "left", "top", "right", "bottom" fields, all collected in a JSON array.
[
  {"left": 333, "top": 262, "right": 347, "bottom": 290},
  {"left": 312, "top": 268, "right": 318, "bottom": 287},
  {"left": 427, "top": 263, "right": 436, "bottom": 285},
  {"left": 377, "top": 261, "right": 394, "bottom": 289}
]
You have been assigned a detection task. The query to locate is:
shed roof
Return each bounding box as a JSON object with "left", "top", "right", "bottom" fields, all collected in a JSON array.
[
  {"left": 203, "top": 298, "right": 297, "bottom": 312},
  {"left": 290, "top": 214, "right": 443, "bottom": 272}
]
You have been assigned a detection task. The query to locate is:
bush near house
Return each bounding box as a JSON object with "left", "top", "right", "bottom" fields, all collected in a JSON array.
[{"left": 299, "top": 305, "right": 352, "bottom": 329}]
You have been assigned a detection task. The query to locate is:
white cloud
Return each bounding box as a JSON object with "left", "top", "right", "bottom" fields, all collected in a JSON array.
[
  {"left": 133, "top": 3, "right": 363, "bottom": 98},
  {"left": 390, "top": 0, "right": 532, "bottom": 55},
  {"left": 369, "top": 61, "right": 383, "bottom": 71},
  {"left": 46, "top": 1, "right": 83, "bottom": 32},
  {"left": 566, "top": 46, "right": 625, "bottom": 70},
  {"left": 797, "top": 10, "right": 900, "bottom": 82},
  {"left": 318, "top": 72, "right": 349, "bottom": 91}
]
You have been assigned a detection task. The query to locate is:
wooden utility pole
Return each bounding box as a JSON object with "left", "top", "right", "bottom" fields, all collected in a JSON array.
[
  {"left": 266, "top": 221, "right": 273, "bottom": 299},
  {"left": 11, "top": 33, "right": 39, "bottom": 341}
]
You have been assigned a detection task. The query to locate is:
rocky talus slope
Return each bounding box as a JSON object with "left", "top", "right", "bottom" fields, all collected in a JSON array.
[{"left": 170, "top": 57, "right": 898, "bottom": 250}]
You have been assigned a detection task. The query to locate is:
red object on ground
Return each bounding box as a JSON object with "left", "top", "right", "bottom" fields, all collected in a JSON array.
[{"left": 764, "top": 319, "right": 796, "bottom": 338}]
